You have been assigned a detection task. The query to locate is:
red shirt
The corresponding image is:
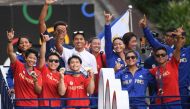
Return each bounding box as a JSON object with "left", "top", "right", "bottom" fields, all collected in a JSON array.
[
  {"left": 39, "top": 65, "right": 61, "bottom": 107},
  {"left": 11, "top": 60, "right": 42, "bottom": 106},
  {"left": 94, "top": 52, "right": 106, "bottom": 94},
  {"left": 149, "top": 56, "right": 180, "bottom": 104},
  {"left": 64, "top": 74, "right": 91, "bottom": 109}
]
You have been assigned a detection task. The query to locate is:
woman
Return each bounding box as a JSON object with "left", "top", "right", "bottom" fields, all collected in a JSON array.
[
  {"left": 7, "top": 31, "right": 32, "bottom": 93},
  {"left": 104, "top": 12, "right": 126, "bottom": 72},
  {"left": 7, "top": 29, "right": 42, "bottom": 108},
  {"left": 38, "top": 34, "right": 64, "bottom": 107},
  {"left": 115, "top": 50, "right": 155, "bottom": 109}
]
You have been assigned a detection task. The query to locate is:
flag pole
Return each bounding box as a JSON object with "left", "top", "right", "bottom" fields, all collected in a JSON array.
[{"left": 128, "top": 5, "right": 133, "bottom": 32}]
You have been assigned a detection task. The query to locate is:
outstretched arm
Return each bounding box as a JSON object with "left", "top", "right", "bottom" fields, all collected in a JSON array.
[
  {"left": 39, "top": 0, "right": 56, "bottom": 33},
  {"left": 172, "top": 27, "right": 185, "bottom": 61},
  {"left": 104, "top": 12, "right": 114, "bottom": 65},
  {"left": 38, "top": 34, "right": 50, "bottom": 69},
  {"left": 139, "top": 15, "right": 170, "bottom": 50},
  {"left": 7, "top": 29, "right": 17, "bottom": 63}
]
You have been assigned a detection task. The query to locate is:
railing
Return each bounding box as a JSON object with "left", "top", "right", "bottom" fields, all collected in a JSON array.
[{"left": 1, "top": 67, "right": 190, "bottom": 109}]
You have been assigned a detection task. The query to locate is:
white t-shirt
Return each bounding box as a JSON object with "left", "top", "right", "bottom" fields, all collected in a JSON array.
[{"left": 61, "top": 47, "right": 98, "bottom": 74}]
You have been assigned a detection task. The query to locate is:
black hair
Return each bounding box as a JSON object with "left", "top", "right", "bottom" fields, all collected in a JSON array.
[
  {"left": 47, "top": 52, "right": 60, "bottom": 60},
  {"left": 17, "top": 36, "right": 32, "bottom": 53},
  {"left": 68, "top": 55, "right": 82, "bottom": 65},
  {"left": 25, "top": 48, "right": 38, "bottom": 58},
  {"left": 154, "top": 47, "right": 167, "bottom": 54},
  {"left": 125, "top": 50, "right": 138, "bottom": 59},
  {"left": 113, "top": 37, "right": 123, "bottom": 43},
  {"left": 164, "top": 28, "right": 176, "bottom": 35},
  {"left": 53, "top": 21, "right": 68, "bottom": 30},
  {"left": 89, "top": 37, "right": 100, "bottom": 43},
  {"left": 122, "top": 32, "right": 137, "bottom": 47}
]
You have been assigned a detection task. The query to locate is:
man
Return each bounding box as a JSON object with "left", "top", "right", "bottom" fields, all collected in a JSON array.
[
  {"left": 55, "top": 30, "right": 98, "bottom": 75},
  {"left": 149, "top": 30, "right": 184, "bottom": 109},
  {"left": 139, "top": 16, "right": 190, "bottom": 109},
  {"left": 39, "top": 0, "right": 72, "bottom": 69}
]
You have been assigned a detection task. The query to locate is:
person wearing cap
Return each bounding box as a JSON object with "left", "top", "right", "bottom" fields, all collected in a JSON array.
[
  {"left": 55, "top": 30, "right": 98, "bottom": 75},
  {"left": 58, "top": 55, "right": 95, "bottom": 109},
  {"left": 139, "top": 16, "right": 190, "bottom": 109},
  {"left": 6, "top": 29, "right": 42, "bottom": 108},
  {"left": 39, "top": 0, "right": 72, "bottom": 69}
]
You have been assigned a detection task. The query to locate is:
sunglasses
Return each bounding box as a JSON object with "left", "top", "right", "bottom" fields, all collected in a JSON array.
[
  {"left": 73, "top": 31, "right": 84, "bottom": 35},
  {"left": 126, "top": 56, "right": 136, "bottom": 60},
  {"left": 155, "top": 53, "right": 166, "bottom": 58},
  {"left": 172, "top": 32, "right": 186, "bottom": 37},
  {"left": 48, "top": 59, "right": 59, "bottom": 63}
]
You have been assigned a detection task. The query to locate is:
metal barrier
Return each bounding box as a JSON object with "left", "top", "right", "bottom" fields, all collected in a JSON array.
[
  {"left": 0, "top": 68, "right": 14, "bottom": 109},
  {"left": 1, "top": 66, "right": 190, "bottom": 109}
]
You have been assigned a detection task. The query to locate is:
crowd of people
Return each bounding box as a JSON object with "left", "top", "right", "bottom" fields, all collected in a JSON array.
[{"left": 4, "top": 0, "right": 190, "bottom": 109}]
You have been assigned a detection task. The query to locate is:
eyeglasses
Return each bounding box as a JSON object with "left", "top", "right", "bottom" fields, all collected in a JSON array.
[
  {"left": 73, "top": 31, "right": 84, "bottom": 35},
  {"left": 126, "top": 56, "right": 136, "bottom": 60},
  {"left": 155, "top": 53, "right": 166, "bottom": 58},
  {"left": 172, "top": 32, "right": 186, "bottom": 37},
  {"left": 48, "top": 59, "right": 59, "bottom": 63}
]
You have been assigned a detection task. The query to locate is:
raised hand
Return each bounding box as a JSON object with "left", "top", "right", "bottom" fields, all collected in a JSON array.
[
  {"left": 114, "top": 61, "right": 122, "bottom": 72},
  {"left": 45, "top": 0, "right": 57, "bottom": 5},
  {"left": 41, "top": 33, "right": 51, "bottom": 42},
  {"left": 139, "top": 15, "right": 147, "bottom": 28},
  {"left": 7, "top": 28, "right": 14, "bottom": 41},
  {"left": 104, "top": 11, "right": 113, "bottom": 25}
]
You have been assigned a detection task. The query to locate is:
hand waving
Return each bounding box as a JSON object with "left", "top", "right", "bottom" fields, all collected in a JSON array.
[
  {"left": 45, "top": 0, "right": 57, "bottom": 5},
  {"left": 139, "top": 15, "right": 147, "bottom": 28}
]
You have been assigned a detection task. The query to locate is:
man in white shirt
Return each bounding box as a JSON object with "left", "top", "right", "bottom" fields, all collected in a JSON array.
[{"left": 56, "top": 30, "right": 98, "bottom": 75}]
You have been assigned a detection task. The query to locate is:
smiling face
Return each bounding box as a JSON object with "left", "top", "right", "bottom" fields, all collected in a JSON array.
[
  {"left": 18, "top": 37, "right": 32, "bottom": 52},
  {"left": 113, "top": 38, "right": 125, "bottom": 53},
  {"left": 125, "top": 52, "right": 137, "bottom": 67},
  {"left": 25, "top": 53, "right": 37, "bottom": 67},
  {"left": 127, "top": 36, "right": 137, "bottom": 50},
  {"left": 90, "top": 38, "right": 101, "bottom": 53},
  {"left": 155, "top": 49, "right": 168, "bottom": 65},
  {"left": 73, "top": 34, "right": 86, "bottom": 51},
  {"left": 47, "top": 55, "right": 60, "bottom": 71},
  {"left": 69, "top": 58, "right": 81, "bottom": 72}
]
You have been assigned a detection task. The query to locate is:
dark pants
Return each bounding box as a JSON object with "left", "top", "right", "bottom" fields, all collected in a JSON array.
[
  {"left": 153, "top": 100, "right": 182, "bottom": 109},
  {"left": 180, "top": 87, "right": 190, "bottom": 109}
]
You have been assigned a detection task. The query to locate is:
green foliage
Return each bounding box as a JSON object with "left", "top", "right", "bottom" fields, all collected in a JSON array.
[{"left": 131, "top": 0, "right": 190, "bottom": 44}]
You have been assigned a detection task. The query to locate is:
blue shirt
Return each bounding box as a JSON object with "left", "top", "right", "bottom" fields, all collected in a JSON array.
[
  {"left": 115, "top": 67, "right": 156, "bottom": 104},
  {"left": 143, "top": 27, "right": 190, "bottom": 88},
  {"left": 43, "top": 31, "right": 73, "bottom": 69},
  {"left": 104, "top": 25, "right": 125, "bottom": 70}
]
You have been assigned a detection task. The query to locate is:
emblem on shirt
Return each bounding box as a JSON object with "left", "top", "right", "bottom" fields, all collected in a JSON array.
[
  {"left": 180, "top": 58, "right": 187, "bottom": 62},
  {"left": 139, "top": 75, "right": 143, "bottom": 78},
  {"left": 125, "top": 75, "right": 128, "bottom": 78},
  {"left": 117, "top": 58, "right": 121, "bottom": 62},
  {"left": 70, "top": 81, "right": 74, "bottom": 85},
  {"left": 152, "top": 64, "right": 156, "bottom": 68}
]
